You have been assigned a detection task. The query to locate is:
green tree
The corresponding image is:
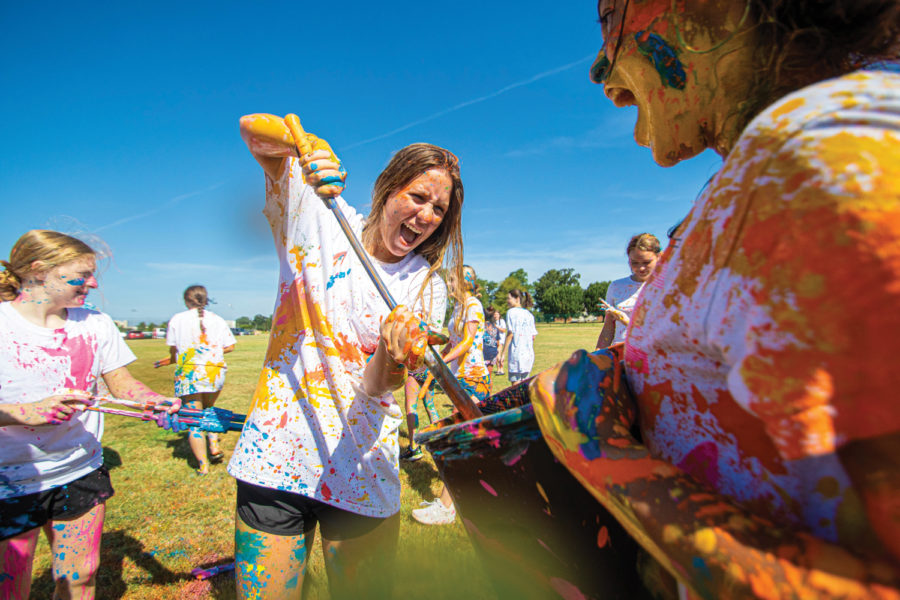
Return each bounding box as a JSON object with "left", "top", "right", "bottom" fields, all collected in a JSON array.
[
  {"left": 583, "top": 281, "right": 611, "bottom": 315},
  {"left": 252, "top": 314, "right": 272, "bottom": 332},
  {"left": 476, "top": 277, "right": 498, "bottom": 308},
  {"left": 534, "top": 268, "right": 581, "bottom": 314},
  {"left": 137, "top": 321, "right": 147, "bottom": 331},
  {"left": 541, "top": 285, "right": 584, "bottom": 323},
  {"left": 236, "top": 316, "right": 252, "bottom": 328}
]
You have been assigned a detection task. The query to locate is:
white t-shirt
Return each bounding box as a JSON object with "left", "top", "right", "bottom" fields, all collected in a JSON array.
[
  {"left": 605, "top": 276, "right": 645, "bottom": 345},
  {"left": 0, "top": 303, "right": 135, "bottom": 498},
  {"left": 448, "top": 296, "right": 489, "bottom": 381},
  {"left": 166, "top": 308, "right": 235, "bottom": 366},
  {"left": 228, "top": 157, "right": 447, "bottom": 518},
  {"left": 505, "top": 306, "right": 537, "bottom": 374}
]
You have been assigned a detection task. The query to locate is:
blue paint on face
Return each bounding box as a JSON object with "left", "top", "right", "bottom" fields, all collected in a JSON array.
[
  {"left": 65, "top": 277, "right": 86, "bottom": 286},
  {"left": 634, "top": 32, "right": 686, "bottom": 90}
]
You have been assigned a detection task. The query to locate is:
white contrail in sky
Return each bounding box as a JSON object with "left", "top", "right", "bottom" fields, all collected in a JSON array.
[
  {"left": 344, "top": 54, "right": 595, "bottom": 149},
  {"left": 95, "top": 181, "right": 226, "bottom": 232}
]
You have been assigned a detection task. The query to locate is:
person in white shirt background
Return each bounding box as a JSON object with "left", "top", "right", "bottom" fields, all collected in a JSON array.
[
  {"left": 595, "top": 233, "right": 661, "bottom": 350},
  {"left": 164, "top": 285, "right": 235, "bottom": 475},
  {"left": 501, "top": 288, "right": 537, "bottom": 383}
]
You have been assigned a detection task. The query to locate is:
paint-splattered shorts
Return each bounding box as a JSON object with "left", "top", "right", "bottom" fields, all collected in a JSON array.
[
  {"left": 0, "top": 465, "right": 114, "bottom": 541},
  {"left": 236, "top": 479, "right": 387, "bottom": 540},
  {"left": 458, "top": 373, "right": 492, "bottom": 403}
]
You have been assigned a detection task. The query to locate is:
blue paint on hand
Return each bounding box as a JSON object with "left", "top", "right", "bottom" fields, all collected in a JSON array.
[
  {"left": 320, "top": 175, "right": 344, "bottom": 186},
  {"left": 634, "top": 32, "right": 686, "bottom": 90}
]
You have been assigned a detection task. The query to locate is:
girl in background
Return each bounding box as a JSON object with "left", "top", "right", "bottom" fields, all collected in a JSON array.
[
  {"left": 594, "top": 233, "right": 660, "bottom": 350},
  {"left": 231, "top": 113, "right": 456, "bottom": 599},
  {"left": 482, "top": 306, "right": 502, "bottom": 376},
  {"left": 501, "top": 289, "right": 537, "bottom": 383},
  {"left": 164, "top": 285, "right": 235, "bottom": 475},
  {"left": 0, "top": 230, "right": 179, "bottom": 600},
  {"left": 412, "top": 264, "right": 490, "bottom": 525}
]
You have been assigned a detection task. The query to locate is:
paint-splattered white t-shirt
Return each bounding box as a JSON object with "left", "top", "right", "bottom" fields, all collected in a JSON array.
[
  {"left": 0, "top": 303, "right": 135, "bottom": 498},
  {"left": 166, "top": 308, "right": 236, "bottom": 395},
  {"left": 227, "top": 158, "right": 446, "bottom": 517},
  {"left": 605, "top": 276, "right": 645, "bottom": 345},
  {"left": 448, "top": 296, "right": 489, "bottom": 381},
  {"left": 505, "top": 307, "right": 537, "bottom": 374}
]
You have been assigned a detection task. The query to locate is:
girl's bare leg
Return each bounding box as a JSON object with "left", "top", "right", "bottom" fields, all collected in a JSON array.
[
  {"left": 198, "top": 391, "right": 222, "bottom": 457},
  {"left": 181, "top": 394, "right": 209, "bottom": 473},
  {"left": 0, "top": 528, "right": 41, "bottom": 600},
  {"left": 321, "top": 512, "right": 400, "bottom": 600},
  {"left": 44, "top": 502, "right": 105, "bottom": 600},
  {"left": 235, "top": 513, "right": 313, "bottom": 599}
]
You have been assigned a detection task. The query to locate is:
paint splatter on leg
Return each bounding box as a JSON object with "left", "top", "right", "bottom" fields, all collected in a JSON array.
[{"left": 0, "top": 529, "right": 40, "bottom": 600}]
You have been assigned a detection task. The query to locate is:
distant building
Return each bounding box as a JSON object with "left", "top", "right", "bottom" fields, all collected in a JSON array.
[{"left": 114, "top": 320, "right": 128, "bottom": 330}]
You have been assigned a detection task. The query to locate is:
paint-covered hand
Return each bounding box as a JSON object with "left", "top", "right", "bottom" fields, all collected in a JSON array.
[
  {"left": 298, "top": 138, "right": 347, "bottom": 199},
  {"left": 531, "top": 349, "right": 642, "bottom": 462},
  {"left": 380, "top": 305, "right": 446, "bottom": 372},
  {"left": 605, "top": 307, "right": 629, "bottom": 325},
  {"left": 12, "top": 391, "right": 93, "bottom": 426},
  {"left": 155, "top": 397, "right": 181, "bottom": 415}
]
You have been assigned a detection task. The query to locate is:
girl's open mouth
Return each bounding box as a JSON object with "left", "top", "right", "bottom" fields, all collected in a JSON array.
[{"left": 400, "top": 223, "right": 421, "bottom": 246}]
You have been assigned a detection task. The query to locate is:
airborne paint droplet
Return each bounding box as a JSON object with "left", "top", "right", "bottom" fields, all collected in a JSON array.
[
  {"left": 596, "top": 526, "right": 609, "bottom": 548},
  {"left": 479, "top": 479, "right": 498, "bottom": 496}
]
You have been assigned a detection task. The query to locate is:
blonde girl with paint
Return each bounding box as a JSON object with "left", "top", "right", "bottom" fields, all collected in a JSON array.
[
  {"left": 412, "top": 264, "right": 491, "bottom": 525},
  {"left": 594, "top": 233, "right": 660, "bottom": 350},
  {"left": 230, "top": 114, "right": 458, "bottom": 599},
  {"left": 164, "top": 285, "right": 235, "bottom": 475},
  {"left": 500, "top": 288, "right": 537, "bottom": 383},
  {"left": 0, "top": 230, "right": 179, "bottom": 600}
]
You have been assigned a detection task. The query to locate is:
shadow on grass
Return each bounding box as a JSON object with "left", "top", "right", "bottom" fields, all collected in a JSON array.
[
  {"left": 165, "top": 433, "right": 199, "bottom": 469},
  {"left": 30, "top": 529, "right": 185, "bottom": 599},
  {"left": 102, "top": 447, "right": 123, "bottom": 470},
  {"left": 401, "top": 458, "right": 442, "bottom": 502}
]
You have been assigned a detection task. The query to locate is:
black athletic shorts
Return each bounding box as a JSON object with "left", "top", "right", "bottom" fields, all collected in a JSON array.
[
  {"left": 0, "top": 465, "right": 114, "bottom": 541},
  {"left": 236, "top": 479, "right": 387, "bottom": 540}
]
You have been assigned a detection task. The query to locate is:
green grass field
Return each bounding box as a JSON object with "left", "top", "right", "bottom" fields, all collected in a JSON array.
[{"left": 28, "top": 323, "right": 601, "bottom": 599}]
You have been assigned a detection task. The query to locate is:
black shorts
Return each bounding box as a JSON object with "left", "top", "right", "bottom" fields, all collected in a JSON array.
[
  {"left": 236, "top": 479, "right": 387, "bottom": 540},
  {"left": 0, "top": 465, "right": 114, "bottom": 541}
]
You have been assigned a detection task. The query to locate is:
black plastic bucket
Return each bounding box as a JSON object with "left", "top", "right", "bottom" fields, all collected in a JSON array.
[{"left": 415, "top": 379, "right": 643, "bottom": 600}]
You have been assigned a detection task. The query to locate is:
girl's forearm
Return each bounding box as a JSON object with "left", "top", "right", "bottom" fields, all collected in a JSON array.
[{"left": 363, "top": 341, "right": 407, "bottom": 397}]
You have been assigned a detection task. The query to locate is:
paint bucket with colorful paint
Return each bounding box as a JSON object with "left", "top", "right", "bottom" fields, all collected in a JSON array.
[{"left": 415, "top": 379, "right": 644, "bottom": 600}]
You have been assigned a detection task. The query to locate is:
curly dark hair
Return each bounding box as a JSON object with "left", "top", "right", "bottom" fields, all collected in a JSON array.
[{"left": 747, "top": 0, "right": 900, "bottom": 115}]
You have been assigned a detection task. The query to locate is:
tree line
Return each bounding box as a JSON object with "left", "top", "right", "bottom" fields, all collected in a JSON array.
[
  {"left": 224, "top": 268, "right": 609, "bottom": 332},
  {"left": 478, "top": 268, "right": 610, "bottom": 323}
]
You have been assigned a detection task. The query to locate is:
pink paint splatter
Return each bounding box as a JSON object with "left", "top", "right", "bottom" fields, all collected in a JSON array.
[{"left": 479, "top": 479, "right": 497, "bottom": 497}]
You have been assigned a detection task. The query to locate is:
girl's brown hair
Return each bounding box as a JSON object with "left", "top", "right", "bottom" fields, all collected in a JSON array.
[
  {"left": 508, "top": 288, "right": 534, "bottom": 309},
  {"left": 451, "top": 265, "right": 481, "bottom": 336},
  {"left": 626, "top": 233, "right": 661, "bottom": 256},
  {"left": 743, "top": 0, "right": 900, "bottom": 133},
  {"left": 183, "top": 285, "right": 209, "bottom": 335},
  {"left": 362, "top": 143, "right": 464, "bottom": 316},
  {"left": 1, "top": 230, "right": 95, "bottom": 301}
]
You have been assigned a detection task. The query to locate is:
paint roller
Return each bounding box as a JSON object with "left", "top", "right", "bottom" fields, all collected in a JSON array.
[{"left": 283, "top": 114, "right": 483, "bottom": 421}]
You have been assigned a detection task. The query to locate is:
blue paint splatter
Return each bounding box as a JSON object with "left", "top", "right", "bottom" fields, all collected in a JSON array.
[
  {"left": 53, "top": 524, "right": 66, "bottom": 531},
  {"left": 65, "top": 278, "right": 86, "bottom": 286},
  {"left": 634, "top": 31, "right": 686, "bottom": 90},
  {"left": 327, "top": 269, "right": 351, "bottom": 289}
]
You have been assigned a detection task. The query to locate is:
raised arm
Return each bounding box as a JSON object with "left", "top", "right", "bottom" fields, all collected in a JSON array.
[
  {"left": 239, "top": 113, "right": 297, "bottom": 179},
  {"left": 595, "top": 317, "right": 615, "bottom": 350}
]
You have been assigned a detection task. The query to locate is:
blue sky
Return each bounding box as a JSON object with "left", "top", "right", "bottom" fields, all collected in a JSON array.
[{"left": 0, "top": 1, "right": 722, "bottom": 323}]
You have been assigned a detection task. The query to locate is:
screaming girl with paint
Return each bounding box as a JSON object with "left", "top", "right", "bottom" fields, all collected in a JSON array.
[
  {"left": 526, "top": 0, "right": 900, "bottom": 597},
  {"left": 227, "top": 113, "right": 465, "bottom": 599},
  {"left": 0, "top": 230, "right": 181, "bottom": 600}
]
